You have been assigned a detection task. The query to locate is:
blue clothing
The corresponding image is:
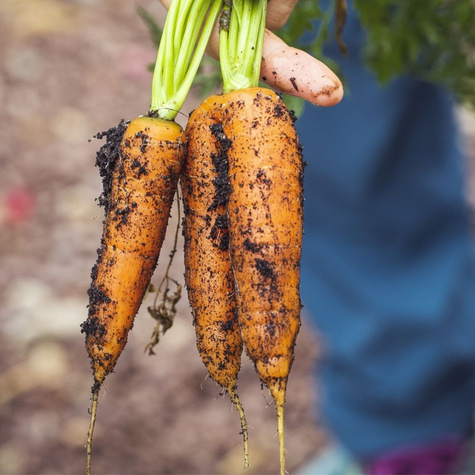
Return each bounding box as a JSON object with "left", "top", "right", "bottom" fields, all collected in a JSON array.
[{"left": 297, "top": 7, "right": 475, "bottom": 461}]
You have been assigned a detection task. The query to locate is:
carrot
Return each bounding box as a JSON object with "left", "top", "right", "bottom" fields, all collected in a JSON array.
[
  {"left": 221, "top": 88, "right": 302, "bottom": 475},
  {"left": 178, "top": 0, "right": 302, "bottom": 468},
  {"left": 221, "top": 87, "right": 303, "bottom": 398},
  {"left": 181, "top": 105, "right": 249, "bottom": 466},
  {"left": 82, "top": 116, "right": 184, "bottom": 389},
  {"left": 81, "top": 0, "right": 223, "bottom": 472},
  {"left": 82, "top": 116, "right": 185, "bottom": 473},
  {"left": 207, "top": 2, "right": 302, "bottom": 473}
]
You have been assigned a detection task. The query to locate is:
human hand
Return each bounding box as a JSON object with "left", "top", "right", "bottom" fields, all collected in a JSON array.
[{"left": 158, "top": 0, "right": 343, "bottom": 106}]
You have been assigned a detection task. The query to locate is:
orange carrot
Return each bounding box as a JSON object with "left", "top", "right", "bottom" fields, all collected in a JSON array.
[
  {"left": 222, "top": 90, "right": 302, "bottom": 474},
  {"left": 82, "top": 116, "right": 184, "bottom": 389},
  {"left": 214, "top": 0, "right": 303, "bottom": 469},
  {"left": 181, "top": 104, "right": 249, "bottom": 466},
  {"left": 81, "top": 116, "right": 185, "bottom": 473},
  {"left": 222, "top": 88, "right": 303, "bottom": 406}
]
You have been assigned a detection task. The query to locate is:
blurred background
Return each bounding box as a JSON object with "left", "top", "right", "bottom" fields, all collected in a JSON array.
[{"left": 0, "top": 0, "right": 473, "bottom": 474}]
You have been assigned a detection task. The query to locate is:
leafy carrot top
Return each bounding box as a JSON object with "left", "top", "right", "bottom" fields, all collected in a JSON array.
[{"left": 150, "top": 0, "right": 223, "bottom": 119}]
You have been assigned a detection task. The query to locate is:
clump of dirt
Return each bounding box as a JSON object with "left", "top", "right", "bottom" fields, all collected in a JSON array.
[
  {"left": 289, "top": 77, "right": 299, "bottom": 92},
  {"left": 206, "top": 123, "right": 233, "bottom": 251},
  {"left": 289, "top": 108, "right": 298, "bottom": 124},
  {"left": 209, "top": 213, "right": 230, "bottom": 251},
  {"left": 254, "top": 258, "right": 275, "bottom": 278},
  {"left": 80, "top": 315, "right": 106, "bottom": 339},
  {"left": 209, "top": 122, "right": 232, "bottom": 211},
  {"left": 93, "top": 120, "right": 128, "bottom": 211}
]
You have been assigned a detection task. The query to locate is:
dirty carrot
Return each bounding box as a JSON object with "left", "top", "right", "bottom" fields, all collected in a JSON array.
[
  {"left": 82, "top": 112, "right": 185, "bottom": 475},
  {"left": 218, "top": 1, "right": 302, "bottom": 473},
  {"left": 81, "top": 0, "right": 222, "bottom": 472},
  {"left": 188, "top": 86, "right": 303, "bottom": 474},
  {"left": 181, "top": 104, "right": 249, "bottom": 466},
  {"left": 83, "top": 116, "right": 184, "bottom": 388},
  {"left": 223, "top": 87, "right": 302, "bottom": 475}
]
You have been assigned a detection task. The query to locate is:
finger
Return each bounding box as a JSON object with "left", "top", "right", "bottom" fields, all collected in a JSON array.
[{"left": 261, "top": 30, "right": 343, "bottom": 107}]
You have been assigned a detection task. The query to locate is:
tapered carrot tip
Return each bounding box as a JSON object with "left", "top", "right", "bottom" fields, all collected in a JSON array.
[
  {"left": 228, "top": 389, "right": 250, "bottom": 469},
  {"left": 86, "top": 388, "right": 99, "bottom": 475}
]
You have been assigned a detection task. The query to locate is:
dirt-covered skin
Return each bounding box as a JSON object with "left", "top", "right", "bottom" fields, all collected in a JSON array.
[
  {"left": 181, "top": 106, "right": 243, "bottom": 392},
  {"left": 222, "top": 89, "right": 303, "bottom": 404},
  {"left": 81, "top": 116, "right": 185, "bottom": 389}
]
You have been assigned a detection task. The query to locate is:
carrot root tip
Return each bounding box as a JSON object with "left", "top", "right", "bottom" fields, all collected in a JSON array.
[
  {"left": 86, "top": 389, "right": 100, "bottom": 475},
  {"left": 276, "top": 403, "right": 285, "bottom": 475},
  {"left": 228, "top": 390, "right": 250, "bottom": 469}
]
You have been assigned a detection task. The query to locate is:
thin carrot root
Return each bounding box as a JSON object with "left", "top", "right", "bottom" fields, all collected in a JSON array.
[
  {"left": 86, "top": 388, "right": 99, "bottom": 475},
  {"left": 269, "top": 381, "right": 287, "bottom": 475},
  {"left": 228, "top": 389, "right": 250, "bottom": 469},
  {"left": 276, "top": 402, "right": 285, "bottom": 475},
  {"left": 276, "top": 404, "right": 286, "bottom": 475}
]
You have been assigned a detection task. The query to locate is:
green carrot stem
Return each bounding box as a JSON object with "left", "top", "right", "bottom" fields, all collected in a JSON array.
[
  {"left": 150, "top": 0, "right": 223, "bottom": 120},
  {"left": 219, "top": 0, "right": 267, "bottom": 93},
  {"left": 175, "top": 0, "right": 223, "bottom": 104},
  {"left": 173, "top": 0, "right": 193, "bottom": 50},
  {"left": 174, "top": 1, "right": 209, "bottom": 82}
]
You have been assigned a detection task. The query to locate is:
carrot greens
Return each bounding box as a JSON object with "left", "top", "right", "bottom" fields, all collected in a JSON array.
[
  {"left": 219, "top": 0, "right": 267, "bottom": 93},
  {"left": 150, "top": 0, "right": 224, "bottom": 119}
]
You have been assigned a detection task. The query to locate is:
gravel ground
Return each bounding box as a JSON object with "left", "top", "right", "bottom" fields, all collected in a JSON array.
[{"left": 0, "top": 1, "right": 473, "bottom": 474}]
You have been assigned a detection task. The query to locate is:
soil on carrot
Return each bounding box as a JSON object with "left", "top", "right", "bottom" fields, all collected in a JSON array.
[
  {"left": 203, "top": 122, "right": 233, "bottom": 251},
  {"left": 81, "top": 121, "right": 127, "bottom": 347},
  {"left": 209, "top": 122, "right": 232, "bottom": 211},
  {"left": 94, "top": 120, "right": 129, "bottom": 210}
]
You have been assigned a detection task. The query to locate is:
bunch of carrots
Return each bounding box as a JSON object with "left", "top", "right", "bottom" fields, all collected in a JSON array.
[{"left": 81, "top": 0, "right": 311, "bottom": 473}]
